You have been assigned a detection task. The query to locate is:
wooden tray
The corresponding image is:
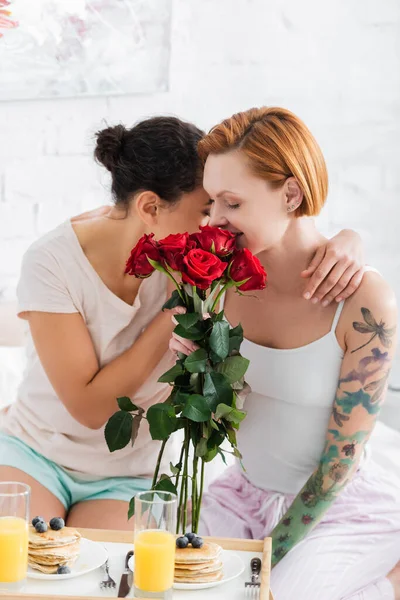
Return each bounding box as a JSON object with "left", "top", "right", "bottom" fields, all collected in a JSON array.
[{"left": 6, "top": 528, "right": 274, "bottom": 600}]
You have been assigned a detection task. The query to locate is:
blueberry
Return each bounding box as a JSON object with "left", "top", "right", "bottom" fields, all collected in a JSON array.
[
  {"left": 185, "top": 532, "right": 196, "bottom": 543},
  {"left": 31, "top": 516, "right": 44, "bottom": 527},
  {"left": 49, "top": 517, "right": 65, "bottom": 531},
  {"left": 176, "top": 536, "right": 189, "bottom": 548},
  {"left": 191, "top": 536, "right": 204, "bottom": 549},
  {"left": 34, "top": 521, "right": 48, "bottom": 533},
  {"left": 57, "top": 565, "right": 71, "bottom": 575}
]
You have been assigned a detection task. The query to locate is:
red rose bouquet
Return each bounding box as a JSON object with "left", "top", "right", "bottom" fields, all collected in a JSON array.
[{"left": 105, "top": 226, "right": 267, "bottom": 532}]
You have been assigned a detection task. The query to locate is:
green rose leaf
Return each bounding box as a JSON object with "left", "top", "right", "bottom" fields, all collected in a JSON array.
[
  {"left": 170, "top": 461, "right": 181, "bottom": 476},
  {"left": 158, "top": 363, "right": 184, "bottom": 383},
  {"left": 195, "top": 438, "right": 208, "bottom": 457},
  {"left": 214, "top": 403, "right": 232, "bottom": 420},
  {"left": 131, "top": 412, "right": 143, "bottom": 447},
  {"left": 174, "top": 324, "right": 204, "bottom": 341},
  {"left": 105, "top": 411, "right": 133, "bottom": 452},
  {"left": 189, "top": 373, "right": 202, "bottom": 393},
  {"left": 171, "top": 390, "right": 190, "bottom": 407},
  {"left": 128, "top": 496, "right": 135, "bottom": 520},
  {"left": 233, "top": 447, "right": 243, "bottom": 459},
  {"left": 207, "top": 429, "right": 225, "bottom": 449},
  {"left": 213, "top": 310, "right": 225, "bottom": 322},
  {"left": 147, "top": 404, "right": 177, "bottom": 440},
  {"left": 184, "top": 348, "right": 208, "bottom": 373},
  {"left": 229, "top": 323, "right": 244, "bottom": 354},
  {"left": 162, "top": 289, "right": 185, "bottom": 311},
  {"left": 209, "top": 350, "right": 222, "bottom": 365},
  {"left": 216, "top": 355, "right": 249, "bottom": 383},
  {"left": 225, "top": 425, "right": 237, "bottom": 447},
  {"left": 153, "top": 476, "right": 178, "bottom": 496},
  {"left": 182, "top": 394, "right": 212, "bottom": 422},
  {"left": 175, "top": 313, "right": 201, "bottom": 330},
  {"left": 229, "top": 336, "right": 242, "bottom": 354},
  {"left": 217, "top": 448, "right": 228, "bottom": 465},
  {"left": 117, "top": 396, "right": 140, "bottom": 412},
  {"left": 209, "top": 321, "right": 230, "bottom": 361},
  {"left": 203, "top": 446, "right": 218, "bottom": 462},
  {"left": 203, "top": 372, "right": 233, "bottom": 411},
  {"left": 174, "top": 372, "right": 192, "bottom": 389},
  {"left": 229, "top": 323, "right": 244, "bottom": 341},
  {"left": 226, "top": 408, "right": 246, "bottom": 425},
  {"left": 215, "top": 403, "right": 246, "bottom": 425}
]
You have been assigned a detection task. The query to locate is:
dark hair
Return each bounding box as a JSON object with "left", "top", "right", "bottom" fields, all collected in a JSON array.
[{"left": 94, "top": 116, "right": 205, "bottom": 206}]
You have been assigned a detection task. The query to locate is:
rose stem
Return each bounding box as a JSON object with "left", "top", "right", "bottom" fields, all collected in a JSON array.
[
  {"left": 195, "top": 459, "right": 205, "bottom": 532},
  {"left": 151, "top": 438, "right": 168, "bottom": 489},
  {"left": 182, "top": 424, "right": 190, "bottom": 533},
  {"left": 192, "top": 454, "right": 198, "bottom": 532},
  {"left": 177, "top": 426, "right": 189, "bottom": 534}
]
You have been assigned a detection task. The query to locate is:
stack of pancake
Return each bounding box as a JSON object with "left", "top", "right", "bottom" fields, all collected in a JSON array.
[
  {"left": 28, "top": 524, "right": 81, "bottom": 574},
  {"left": 174, "top": 541, "right": 223, "bottom": 584}
]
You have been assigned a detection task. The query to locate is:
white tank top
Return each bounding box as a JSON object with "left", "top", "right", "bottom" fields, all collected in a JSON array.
[{"left": 221, "top": 295, "right": 369, "bottom": 495}]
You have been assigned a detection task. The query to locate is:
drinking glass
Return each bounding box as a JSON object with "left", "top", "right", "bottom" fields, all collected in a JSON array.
[
  {"left": 134, "top": 490, "right": 177, "bottom": 599},
  {"left": 0, "top": 482, "right": 30, "bottom": 593}
]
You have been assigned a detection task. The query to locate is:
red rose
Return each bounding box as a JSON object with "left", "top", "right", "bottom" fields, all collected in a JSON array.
[
  {"left": 189, "top": 226, "right": 236, "bottom": 257},
  {"left": 158, "top": 232, "right": 189, "bottom": 271},
  {"left": 125, "top": 233, "right": 161, "bottom": 278},
  {"left": 182, "top": 249, "right": 227, "bottom": 290},
  {"left": 228, "top": 249, "right": 267, "bottom": 291}
]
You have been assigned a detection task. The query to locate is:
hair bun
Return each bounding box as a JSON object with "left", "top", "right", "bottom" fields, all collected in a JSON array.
[{"left": 94, "top": 124, "right": 126, "bottom": 172}]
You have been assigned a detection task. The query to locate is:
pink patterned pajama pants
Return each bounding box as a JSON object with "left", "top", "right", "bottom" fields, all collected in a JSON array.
[{"left": 199, "top": 461, "right": 400, "bottom": 600}]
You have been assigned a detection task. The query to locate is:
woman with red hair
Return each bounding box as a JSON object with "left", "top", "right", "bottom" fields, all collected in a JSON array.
[{"left": 171, "top": 107, "right": 400, "bottom": 599}]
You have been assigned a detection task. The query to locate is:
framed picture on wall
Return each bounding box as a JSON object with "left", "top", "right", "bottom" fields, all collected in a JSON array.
[{"left": 0, "top": 0, "right": 172, "bottom": 101}]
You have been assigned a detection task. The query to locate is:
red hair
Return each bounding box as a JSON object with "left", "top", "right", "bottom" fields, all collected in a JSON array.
[{"left": 198, "top": 107, "right": 328, "bottom": 217}]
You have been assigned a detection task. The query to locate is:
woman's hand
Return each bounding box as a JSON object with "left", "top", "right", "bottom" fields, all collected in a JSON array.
[
  {"left": 301, "top": 229, "right": 365, "bottom": 306},
  {"left": 168, "top": 306, "right": 200, "bottom": 357}
]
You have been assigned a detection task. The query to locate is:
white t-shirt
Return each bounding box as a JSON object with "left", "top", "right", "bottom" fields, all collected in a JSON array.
[{"left": 2, "top": 220, "right": 176, "bottom": 480}]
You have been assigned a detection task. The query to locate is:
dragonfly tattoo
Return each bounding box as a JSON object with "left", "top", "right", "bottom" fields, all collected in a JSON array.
[{"left": 351, "top": 307, "right": 396, "bottom": 354}]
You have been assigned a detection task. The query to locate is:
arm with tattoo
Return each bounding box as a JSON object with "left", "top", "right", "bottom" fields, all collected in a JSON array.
[{"left": 270, "top": 277, "right": 397, "bottom": 567}]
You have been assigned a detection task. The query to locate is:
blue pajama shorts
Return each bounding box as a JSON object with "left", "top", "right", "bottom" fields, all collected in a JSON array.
[{"left": 0, "top": 433, "right": 151, "bottom": 509}]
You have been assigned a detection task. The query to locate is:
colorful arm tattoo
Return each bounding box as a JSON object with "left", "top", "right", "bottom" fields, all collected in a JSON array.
[{"left": 270, "top": 306, "right": 396, "bottom": 567}]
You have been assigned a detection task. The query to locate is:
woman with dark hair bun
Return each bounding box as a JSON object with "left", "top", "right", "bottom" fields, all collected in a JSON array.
[{"left": 0, "top": 114, "right": 364, "bottom": 529}]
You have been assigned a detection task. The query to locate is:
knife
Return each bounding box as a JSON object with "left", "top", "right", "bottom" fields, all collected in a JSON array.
[{"left": 118, "top": 550, "right": 134, "bottom": 598}]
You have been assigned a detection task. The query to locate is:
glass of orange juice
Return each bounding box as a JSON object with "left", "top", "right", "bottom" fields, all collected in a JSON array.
[
  {"left": 0, "top": 482, "right": 30, "bottom": 593},
  {"left": 134, "top": 490, "right": 177, "bottom": 599}
]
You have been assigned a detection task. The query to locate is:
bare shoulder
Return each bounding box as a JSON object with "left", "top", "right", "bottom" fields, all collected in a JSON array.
[
  {"left": 339, "top": 271, "right": 397, "bottom": 349},
  {"left": 345, "top": 271, "right": 397, "bottom": 314}
]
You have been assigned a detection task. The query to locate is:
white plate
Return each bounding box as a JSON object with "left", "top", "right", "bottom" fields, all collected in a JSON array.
[
  {"left": 128, "top": 549, "right": 245, "bottom": 591},
  {"left": 27, "top": 538, "right": 108, "bottom": 580}
]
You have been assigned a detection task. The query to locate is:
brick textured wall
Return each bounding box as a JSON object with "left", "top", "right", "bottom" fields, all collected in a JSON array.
[{"left": 1, "top": 0, "right": 399, "bottom": 303}]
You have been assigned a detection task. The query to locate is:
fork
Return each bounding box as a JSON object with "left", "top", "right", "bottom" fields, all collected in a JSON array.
[
  {"left": 99, "top": 558, "right": 116, "bottom": 590},
  {"left": 245, "top": 557, "right": 261, "bottom": 597}
]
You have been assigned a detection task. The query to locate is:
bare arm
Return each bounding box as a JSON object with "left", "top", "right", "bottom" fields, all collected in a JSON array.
[
  {"left": 270, "top": 274, "right": 397, "bottom": 567},
  {"left": 27, "top": 309, "right": 175, "bottom": 429}
]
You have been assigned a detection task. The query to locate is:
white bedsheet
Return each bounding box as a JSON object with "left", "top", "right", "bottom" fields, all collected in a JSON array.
[{"left": 369, "top": 420, "right": 400, "bottom": 475}]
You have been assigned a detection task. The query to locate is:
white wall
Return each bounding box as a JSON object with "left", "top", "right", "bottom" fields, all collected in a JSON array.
[{"left": 1, "top": 0, "right": 399, "bottom": 299}]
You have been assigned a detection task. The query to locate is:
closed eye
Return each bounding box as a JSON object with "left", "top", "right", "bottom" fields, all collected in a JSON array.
[{"left": 203, "top": 198, "right": 215, "bottom": 216}]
